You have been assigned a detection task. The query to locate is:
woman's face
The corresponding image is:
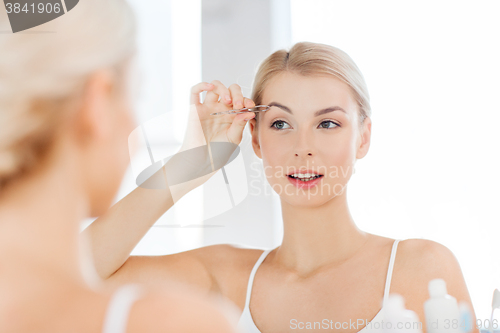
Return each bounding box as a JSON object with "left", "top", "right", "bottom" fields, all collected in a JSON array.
[
  {"left": 249, "top": 72, "right": 371, "bottom": 206},
  {"left": 84, "top": 60, "right": 138, "bottom": 217}
]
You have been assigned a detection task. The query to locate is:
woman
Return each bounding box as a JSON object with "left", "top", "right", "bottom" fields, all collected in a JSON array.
[
  {"left": 0, "top": 0, "right": 249, "bottom": 332},
  {"left": 84, "top": 42, "right": 478, "bottom": 332}
]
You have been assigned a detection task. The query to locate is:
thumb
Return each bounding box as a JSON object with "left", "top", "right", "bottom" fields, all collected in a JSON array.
[{"left": 226, "top": 113, "right": 255, "bottom": 145}]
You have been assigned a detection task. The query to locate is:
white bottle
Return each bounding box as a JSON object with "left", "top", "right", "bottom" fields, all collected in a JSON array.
[
  {"left": 424, "top": 279, "right": 461, "bottom": 333},
  {"left": 384, "top": 294, "right": 423, "bottom": 333},
  {"left": 458, "top": 301, "right": 473, "bottom": 333},
  {"left": 488, "top": 289, "right": 500, "bottom": 333}
]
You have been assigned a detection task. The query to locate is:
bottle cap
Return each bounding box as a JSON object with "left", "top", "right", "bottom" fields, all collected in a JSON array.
[
  {"left": 385, "top": 294, "right": 423, "bottom": 333},
  {"left": 429, "top": 278, "right": 447, "bottom": 298},
  {"left": 493, "top": 289, "right": 500, "bottom": 309},
  {"left": 386, "top": 294, "right": 406, "bottom": 313}
]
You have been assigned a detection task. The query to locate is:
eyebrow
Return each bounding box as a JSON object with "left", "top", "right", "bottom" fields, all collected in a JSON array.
[{"left": 267, "top": 102, "right": 346, "bottom": 117}]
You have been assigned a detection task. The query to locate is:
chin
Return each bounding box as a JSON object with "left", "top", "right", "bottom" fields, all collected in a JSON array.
[
  {"left": 285, "top": 193, "right": 334, "bottom": 205},
  {"left": 275, "top": 180, "right": 346, "bottom": 205},
  {"left": 89, "top": 198, "right": 114, "bottom": 217}
]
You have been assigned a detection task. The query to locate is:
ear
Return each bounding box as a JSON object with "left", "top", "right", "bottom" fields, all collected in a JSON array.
[
  {"left": 248, "top": 117, "right": 262, "bottom": 159},
  {"left": 356, "top": 116, "right": 371, "bottom": 159},
  {"left": 73, "top": 69, "right": 117, "bottom": 147}
]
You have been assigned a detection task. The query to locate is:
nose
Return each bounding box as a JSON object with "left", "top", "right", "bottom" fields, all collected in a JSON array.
[
  {"left": 293, "top": 129, "right": 314, "bottom": 158},
  {"left": 295, "top": 151, "right": 312, "bottom": 157}
]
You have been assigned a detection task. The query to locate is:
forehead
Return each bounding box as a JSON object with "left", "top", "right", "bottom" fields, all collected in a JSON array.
[{"left": 261, "top": 72, "right": 358, "bottom": 115}]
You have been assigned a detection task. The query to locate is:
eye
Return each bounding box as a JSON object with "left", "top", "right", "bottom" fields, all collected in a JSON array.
[
  {"left": 270, "top": 120, "right": 291, "bottom": 130},
  {"left": 319, "top": 120, "right": 340, "bottom": 129},
  {"left": 270, "top": 119, "right": 341, "bottom": 130}
]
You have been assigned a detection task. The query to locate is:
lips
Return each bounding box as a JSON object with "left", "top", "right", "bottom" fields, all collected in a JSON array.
[
  {"left": 286, "top": 169, "right": 324, "bottom": 177},
  {"left": 287, "top": 173, "right": 324, "bottom": 189},
  {"left": 287, "top": 174, "right": 324, "bottom": 181},
  {"left": 286, "top": 169, "right": 324, "bottom": 189}
]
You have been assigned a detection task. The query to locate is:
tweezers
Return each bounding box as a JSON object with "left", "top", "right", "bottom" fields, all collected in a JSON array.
[{"left": 210, "top": 105, "right": 271, "bottom": 116}]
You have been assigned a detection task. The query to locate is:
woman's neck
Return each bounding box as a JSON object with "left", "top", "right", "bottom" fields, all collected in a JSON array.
[
  {"left": 275, "top": 188, "right": 368, "bottom": 276},
  {"left": 0, "top": 154, "right": 92, "bottom": 290}
]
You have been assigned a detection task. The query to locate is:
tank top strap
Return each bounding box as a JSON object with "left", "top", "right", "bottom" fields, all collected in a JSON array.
[
  {"left": 244, "top": 249, "right": 273, "bottom": 308},
  {"left": 102, "top": 284, "right": 144, "bottom": 333},
  {"left": 382, "top": 239, "right": 401, "bottom": 305}
]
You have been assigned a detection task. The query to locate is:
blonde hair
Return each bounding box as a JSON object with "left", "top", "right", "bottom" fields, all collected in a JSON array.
[
  {"left": 251, "top": 42, "right": 371, "bottom": 126},
  {"left": 0, "top": 0, "right": 136, "bottom": 190}
]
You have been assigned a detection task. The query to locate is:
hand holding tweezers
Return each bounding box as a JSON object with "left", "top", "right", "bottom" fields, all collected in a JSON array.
[{"left": 210, "top": 105, "right": 270, "bottom": 116}]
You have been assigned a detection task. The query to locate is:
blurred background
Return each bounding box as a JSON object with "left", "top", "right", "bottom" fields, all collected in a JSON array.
[{"left": 81, "top": 0, "right": 500, "bottom": 321}]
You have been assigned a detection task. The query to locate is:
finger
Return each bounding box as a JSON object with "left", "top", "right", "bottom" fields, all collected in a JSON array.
[
  {"left": 243, "top": 97, "right": 255, "bottom": 109},
  {"left": 204, "top": 80, "right": 231, "bottom": 105},
  {"left": 228, "top": 84, "right": 244, "bottom": 109},
  {"left": 190, "top": 82, "right": 214, "bottom": 105},
  {"left": 227, "top": 111, "right": 256, "bottom": 145}
]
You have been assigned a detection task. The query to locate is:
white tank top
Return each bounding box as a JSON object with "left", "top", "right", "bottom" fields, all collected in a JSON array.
[
  {"left": 237, "top": 239, "right": 401, "bottom": 333},
  {"left": 102, "top": 284, "right": 144, "bottom": 333}
]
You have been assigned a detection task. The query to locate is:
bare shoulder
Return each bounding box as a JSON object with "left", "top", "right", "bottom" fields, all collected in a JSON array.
[
  {"left": 394, "top": 238, "right": 463, "bottom": 280},
  {"left": 393, "top": 238, "right": 468, "bottom": 297},
  {"left": 391, "top": 238, "right": 476, "bottom": 329},
  {"left": 126, "top": 284, "right": 239, "bottom": 333}
]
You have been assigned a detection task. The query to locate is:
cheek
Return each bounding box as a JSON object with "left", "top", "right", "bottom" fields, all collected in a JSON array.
[
  {"left": 259, "top": 131, "right": 288, "bottom": 168},
  {"left": 320, "top": 131, "right": 357, "bottom": 179},
  {"left": 321, "top": 140, "right": 353, "bottom": 164},
  {"left": 122, "top": 108, "right": 137, "bottom": 142},
  {"left": 111, "top": 103, "right": 136, "bottom": 171},
  {"left": 120, "top": 111, "right": 136, "bottom": 164}
]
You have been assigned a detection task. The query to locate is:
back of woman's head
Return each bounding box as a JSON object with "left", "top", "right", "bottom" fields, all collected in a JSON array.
[
  {"left": 0, "top": 0, "right": 136, "bottom": 191},
  {"left": 251, "top": 42, "right": 371, "bottom": 127}
]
